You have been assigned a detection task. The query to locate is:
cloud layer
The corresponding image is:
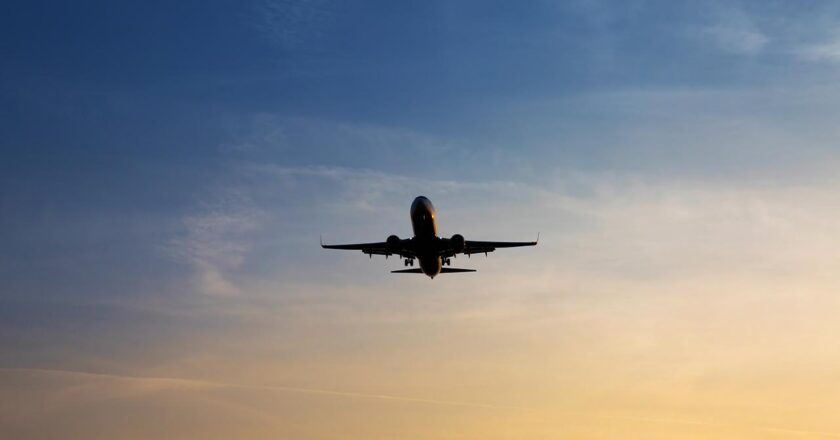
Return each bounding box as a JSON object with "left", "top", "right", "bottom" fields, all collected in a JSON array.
[{"left": 4, "top": 1, "right": 840, "bottom": 438}]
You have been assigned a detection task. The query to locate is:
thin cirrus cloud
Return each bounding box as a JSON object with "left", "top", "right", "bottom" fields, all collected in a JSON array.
[
  {"left": 701, "top": 24, "right": 769, "bottom": 55},
  {"left": 7, "top": 367, "right": 840, "bottom": 439},
  {"left": 163, "top": 73, "right": 840, "bottom": 297},
  {"left": 5, "top": 1, "right": 840, "bottom": 438},
  {"left": 164, "top": 157, "right": 840, "bottom": 298},
  {"left": 692, "top": 3, "right": 840, "bottom": 69},
  {"left": 167, "top": 191, "right": 266, "bottom": 297},
  {"left": 795, "top": 36, "right": 840, "bottom": 63},
  {"left": 253, "top": 0, "right": 337, "bottom": 50},
  {"left": 7, "top": 163, "right": 840, "bottom": 437}
]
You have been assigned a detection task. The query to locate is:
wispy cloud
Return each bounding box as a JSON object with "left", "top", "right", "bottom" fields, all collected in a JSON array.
[
  {"left": 702, "top": 24, "right": 769, "bottom": 55},
  {"left": 795, "top": 35, "right": 840, "bottom": 63},
  {"left": 253, "top": 0, "right": 337, "bottom": 50},
  {"left": 0, "top": 367, "right": 526, "bottom": 410},
  {"left": 696, "top": 5, "right": 769, "bottom": 56},
  {"left": 222, "top": 115, "right": 473, "bottom": 172},
  {"left": 167, "top": 188, "right": 265, "bottom": 296},
  {"left": 694, "top": 3, "right": 840, "bottom": 67},
  {"left": 6, "top": 367, "right": 840, "bottom": 438},
  {"left": 166, "top": 158, "right": 840, "bottom": 296},
  {"left": 9, "top": 2, "right": 840, "bottom": 438}
]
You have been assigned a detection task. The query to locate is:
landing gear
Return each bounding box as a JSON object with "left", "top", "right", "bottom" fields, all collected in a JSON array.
[
  {"left": 404, "top": 258, "right": 414, "bottom": 267},
  {"left": 443, "top": 258, "right": 451, "bottom": 266}
]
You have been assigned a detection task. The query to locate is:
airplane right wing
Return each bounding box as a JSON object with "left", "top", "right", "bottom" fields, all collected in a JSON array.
[{"left": 321, "top": 237, "right": 415, "bottom": 258}]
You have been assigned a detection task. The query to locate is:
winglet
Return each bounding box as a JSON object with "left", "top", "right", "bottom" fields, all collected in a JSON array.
[
  {"left": 535, "top": 232, "right": 540, "bottom": 244},
  {"left": 320, "top": 235, "right": 325, "bottom": 248}
]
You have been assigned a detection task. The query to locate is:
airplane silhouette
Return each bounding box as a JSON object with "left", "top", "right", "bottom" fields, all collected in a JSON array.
[{"left": 322, "top": 196, "right": 538, "bottom": 278}]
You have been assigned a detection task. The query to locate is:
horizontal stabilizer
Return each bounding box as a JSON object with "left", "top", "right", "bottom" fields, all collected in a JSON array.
[
  {"left": 391, "top": 268, "right": 423, "bottom": 274},
  {"left": 390, "top": 268, "right": 477, "bottom": 274}
]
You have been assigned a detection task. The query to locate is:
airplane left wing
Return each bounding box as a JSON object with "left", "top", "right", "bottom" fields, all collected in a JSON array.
[{"left": 462, "top": 239, "right": 538, "bottom": 255}]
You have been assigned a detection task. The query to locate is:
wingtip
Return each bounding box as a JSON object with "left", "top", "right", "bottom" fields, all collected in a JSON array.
[{"left": 320, "top": 235, "right": 325, "bottom": 248}]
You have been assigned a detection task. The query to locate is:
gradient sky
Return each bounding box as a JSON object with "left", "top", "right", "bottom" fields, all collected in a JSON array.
[{"left": 3, "top": 1, "right": 840, "bottom": 438}]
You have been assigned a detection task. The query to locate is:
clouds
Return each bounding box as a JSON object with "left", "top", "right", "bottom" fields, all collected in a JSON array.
[
  {"left": 692, "top": 3, "right": 771, "bottom": 56},
  {"left": 221, "top": 75, "right": 840, "bottom": 184},
  {"left": 701, "top": 24, "right": 769, "bottom": 55},
  {"left": 5, "top": 0, "right": 840, "bottom": 438},
  {"left": 222, "top": 114, "right": 469, "bottom": 172},
  {"left": 8, "top": 367, "right": 840, "bottom": 439},
  {"left": 695, "top": 1, "right": 840, "bottom": 69},
  {"left": 795, "top": 36, "right": 840, "bottom": 63},
  {"left": 7, "top": 162, "right": 840, "bottom": 437},
  {"left": 167, "top": 187, "right": 266, "bottom": 296},
  {"left": 163, "top": 154, "right": 840, "bottom": 301},
  {"left": 254, "top": 0, "right": 337, "bottom": 51},
  {"left": 173, "top": 70, "right": 840, "bottom": 296}
]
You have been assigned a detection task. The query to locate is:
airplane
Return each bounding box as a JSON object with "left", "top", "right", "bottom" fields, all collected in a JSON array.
[{"left": 321, "top": 196, "right": 538, "bottom": 278}]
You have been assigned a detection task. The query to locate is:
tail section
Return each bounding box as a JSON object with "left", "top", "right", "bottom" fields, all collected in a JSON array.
[{"left": 391, "top": 269, "right": 423, "bottom": 274}]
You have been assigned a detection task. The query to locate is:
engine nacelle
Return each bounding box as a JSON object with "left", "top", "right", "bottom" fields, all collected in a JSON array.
[
  {"left": 450, "top": 234, "right": 465, "bottom": 253},
  {"left": 386, "top": 234, "right": 401, "bottom": 252}
]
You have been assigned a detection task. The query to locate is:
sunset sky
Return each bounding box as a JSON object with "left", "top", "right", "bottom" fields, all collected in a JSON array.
[{"left": 3, "top": 1, "right": 840, "bottom": 438}]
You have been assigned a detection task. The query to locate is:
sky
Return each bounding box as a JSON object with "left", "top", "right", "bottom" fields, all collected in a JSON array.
[{"left": 2, "top": 0, "right": 840, "bottom": 438}]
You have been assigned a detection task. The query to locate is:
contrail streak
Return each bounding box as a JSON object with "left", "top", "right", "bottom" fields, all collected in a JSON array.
[
  {"left": 0, "top": 367, "right": 528, "bottom": 410},
  {"left": 4, "top": 367, "right": 840, "bottom": 438}
]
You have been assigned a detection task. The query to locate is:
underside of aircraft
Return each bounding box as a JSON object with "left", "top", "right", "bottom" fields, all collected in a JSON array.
[{"left": 321, "top": 196, "right": 538, "bottom": 278}]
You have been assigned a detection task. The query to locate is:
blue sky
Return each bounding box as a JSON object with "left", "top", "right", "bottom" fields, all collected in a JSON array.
[
  {"left": 3, "top": 1, "right": 840, "bottom": 438},
  {"left": 4, "top": 0, "right": 840, "bottom": 300}
]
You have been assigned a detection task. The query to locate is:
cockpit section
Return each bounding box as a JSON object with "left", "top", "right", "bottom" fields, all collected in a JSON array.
[{"left": 410, "top": 196, "right": 437, "bottom": 238}]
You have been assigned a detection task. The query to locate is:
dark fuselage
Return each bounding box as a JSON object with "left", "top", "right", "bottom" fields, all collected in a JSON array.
[{"left": 410, "top": 196, "right": 442, "bottom": 277}]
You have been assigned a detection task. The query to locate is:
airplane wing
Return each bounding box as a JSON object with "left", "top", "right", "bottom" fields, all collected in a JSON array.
[
  {"left": 461, "top": 238, "right": 538, "bottom": 256},
  {"left": 322, "top": 235, "right": 537, "bottom": 258},
  {"left": 321, "top": 237, "right": 415, "bottom": 257}
]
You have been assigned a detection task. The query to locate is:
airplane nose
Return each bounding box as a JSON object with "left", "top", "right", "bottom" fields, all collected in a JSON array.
[{"left": 412, "top": 196, "right": 431, "bottom": 212}]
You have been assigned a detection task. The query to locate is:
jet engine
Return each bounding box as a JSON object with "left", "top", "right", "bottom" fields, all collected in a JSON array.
[
  {"left": 386, "top": 234, "right": 401, "bottom": 253},
  {"left": 450, "top": 234, "right": 465, "bottom": 253}
]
